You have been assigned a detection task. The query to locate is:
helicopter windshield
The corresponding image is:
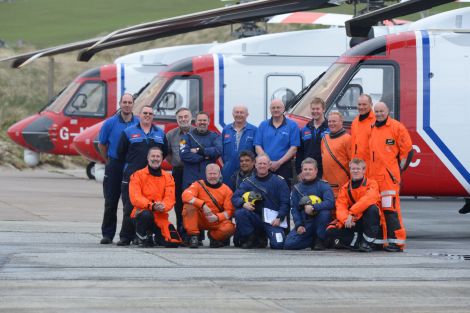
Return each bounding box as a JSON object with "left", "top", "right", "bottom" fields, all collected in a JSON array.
[
  {"left": 44, "top": 81, "right": 81, "bottom": 113},
  {"left": 289, "top": 63, "right": 351, "bottom": 118},
  {"left": 133, "top": 76, "right": 168, "bottom": 113}
]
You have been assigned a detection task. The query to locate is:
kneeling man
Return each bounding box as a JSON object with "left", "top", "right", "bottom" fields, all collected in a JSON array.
[
  {"left": 284, "top": 158, "right": 335, "bottom": 250},
  {"left": 232, "top": 154, "right": 290, "bottom": 249},
  {"left": 182, "top": 164, "right": 235, "bottom": 248},
  {"left": 129, "top": 147, "right": 181, "bottom": 247},
  {"left": 326, "top": 158, "right": 381, "bottom": 252}
]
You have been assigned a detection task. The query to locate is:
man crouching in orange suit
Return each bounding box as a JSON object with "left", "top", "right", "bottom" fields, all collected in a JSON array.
[
  {"left": 129, "top": 146, "right": 181, "bottom": 247},
  {"left": 182, "top": 163, "right": 235, "bottom": 248}
]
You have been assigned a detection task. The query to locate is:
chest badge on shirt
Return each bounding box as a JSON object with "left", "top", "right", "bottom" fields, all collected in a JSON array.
[
  {"left": 131, "top": 134, "right": 141, "bottom": 139},
  {"left": 385, "top": 139, "right": 395, "bottom": 145}
]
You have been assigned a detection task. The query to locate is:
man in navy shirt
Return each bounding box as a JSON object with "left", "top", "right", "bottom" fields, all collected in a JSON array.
[
  {"left": 221, "top": 105, "right": 257, "bottom": 187},
  {"left": 296, "top": 97, "right": 329, "bottom": 179},
  {"left": 116, "top": 105, "right": 168, "bottom": 246},
  {"left": 232, "top": 154, "right": 290, "bottom": 249},
  {"left": 180, "top": 112, "right": 222, "bottom": 189},
  {"left": 98, "top": 93, "right": 139, "bottom": 245},
  {"left": 254, "top": 99, "right": 300, "bottom": 187}
]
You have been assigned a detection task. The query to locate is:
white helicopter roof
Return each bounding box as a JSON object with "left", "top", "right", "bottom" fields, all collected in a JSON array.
[
  {"left": 209, "top": 28, "right": 350, "bottom": 57},
  {"left": 373, "top": 6, "right": 470, "bottom": 37},
  {"left": 114, "top": 43, "right": 218, "bottom": 66}
]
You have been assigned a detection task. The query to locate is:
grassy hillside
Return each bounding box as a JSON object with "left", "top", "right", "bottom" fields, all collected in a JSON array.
[{"left": 0, "top": 0, "right": 223, "bottom": 47}]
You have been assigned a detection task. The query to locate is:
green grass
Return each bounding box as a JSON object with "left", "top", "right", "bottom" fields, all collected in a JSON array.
[{"left": 0, "top": 0, "right": 223, "bottom": 47}]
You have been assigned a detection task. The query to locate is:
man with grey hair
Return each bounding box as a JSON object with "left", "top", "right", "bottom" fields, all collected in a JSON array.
[
  {"left": 166, "top": 107, "right": 194, "bottom": 235},
  {"left": 221, "top": 105, "right": 257, "bottom": 188},
  {"left": 284, "top": 157, "right": 335, "bottom": 250}
]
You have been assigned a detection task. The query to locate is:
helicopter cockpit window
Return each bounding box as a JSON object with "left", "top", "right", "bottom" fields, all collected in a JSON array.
[
  {"left": 64, "top": 81, "right": 106, "bottom": 117},
  {"left": 152, "top": 77, "right": 200, "bottom": 119},
  {"left": 327, "top": 65, "right": 396, "bottom": 123}
]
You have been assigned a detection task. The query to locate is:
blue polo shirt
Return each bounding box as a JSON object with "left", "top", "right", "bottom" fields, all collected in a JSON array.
[
  {"left": 254, "top": 116, "right": 300, "bottom": 161},
  {"left": 98, "top": 113, "right": 139, "bottom": 159},
  {"left": 221, "top": 122, "right": 257, "bottom": 185}
]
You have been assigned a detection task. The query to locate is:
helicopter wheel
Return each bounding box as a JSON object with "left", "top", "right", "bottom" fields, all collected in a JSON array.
[{"left": 86, "top": 162, "right": 96, "bottom": 180}]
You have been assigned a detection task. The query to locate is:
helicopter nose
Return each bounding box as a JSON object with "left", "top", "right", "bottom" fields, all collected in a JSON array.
[
  {"left": 73, "top": 124, "right": 101, "bottom": 161},
  {"left": 7, "top": 119, "right": 28, "bottom": 147},
  {"left": 17, "top": 116, "right": 54, "bottom": 152},
  {"left": 7, "top": 115, "right": 50, "bottom": 150}
]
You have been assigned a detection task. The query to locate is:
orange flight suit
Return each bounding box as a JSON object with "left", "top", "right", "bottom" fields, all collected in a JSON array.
[
  {"left": 321, "top": 130, "right": 351, "bottom": 197},
  {"left": 369, "top": 117, "right": 412, "bottom": 249},
  {"left": 335, "top": 177, "right": 381, "bottom": 228},
  {"left": 351, "top": 111, "right": 376, "bottom": 167},
  {"left": 182, "top": 180, "right": 235, "bottom": 241},
  {"left": 129, "top": 166, "right": 180, "bottom": 243}
]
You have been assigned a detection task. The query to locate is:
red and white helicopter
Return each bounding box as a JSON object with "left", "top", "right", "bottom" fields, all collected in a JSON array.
[
  {"left": 285, "top": 0, "right": 470, "bottom": 211},
  {"left": 5, "top": 44, "right": 217, "bottom": 176}
]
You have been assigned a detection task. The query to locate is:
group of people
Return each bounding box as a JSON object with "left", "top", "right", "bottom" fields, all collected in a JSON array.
[{"left": 98, "top": 92, "right": 413, "bottom": 252}]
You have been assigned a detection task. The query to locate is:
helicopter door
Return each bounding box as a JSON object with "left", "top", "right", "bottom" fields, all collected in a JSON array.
[
  {"left": 153, "top": 77, "right": 201, "bottom": 120},
  {"left": 64, "top": 81, "right": 106, "bottom": 117},
  {"left": 327, "top": 64, "right": 397, "bottom": 123}
]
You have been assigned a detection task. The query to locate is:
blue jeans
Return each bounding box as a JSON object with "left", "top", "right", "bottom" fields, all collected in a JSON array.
[
  {"left": 234, "top": 209, "right": 285, "bottom": 249},
  {"left": 284, "top": 210, "right": 331, "bottom": 250}
]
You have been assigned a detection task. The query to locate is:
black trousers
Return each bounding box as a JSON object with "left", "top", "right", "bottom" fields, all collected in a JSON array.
[
  {"left": 274, "top": 160, "right": 294, "bottom": 189},
  {"left": 327, "top": 205, "right": 381, "bottom": 247},
  {"left": 172, "top": 166, "right": 184, "bottom": 233},
  {"left": 101, "top": 158, "right": 124, "bottom": 240},
  {"left": 119, "top": 171, "right": 135, "bottom": 241}
]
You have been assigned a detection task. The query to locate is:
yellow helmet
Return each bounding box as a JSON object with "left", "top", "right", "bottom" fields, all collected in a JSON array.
[
  {"left": 299, "top": 195, "right": 322, "bottom": 206},
  {"left": 242, "top": 191, "right": 263, "bottom": 205}
]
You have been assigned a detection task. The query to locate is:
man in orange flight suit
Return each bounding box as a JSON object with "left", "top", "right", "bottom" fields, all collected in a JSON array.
[
  {"left": 182, "top": 163, "right": 235, "bottom": 248},
  {"left": 321, "top": 111, "right": 351, "bottom": 197},
  {"left": 369, "top": 102, "right": 413, "bottom": 252},
  {"left": 326, "top": 158, "right": 381, "bottom": 252},
  {"left": 351, "top": 94, "right": 376, "bottom": 168},
  {"left": 129, "top": 147, "right": 181, "bottom": 247}
]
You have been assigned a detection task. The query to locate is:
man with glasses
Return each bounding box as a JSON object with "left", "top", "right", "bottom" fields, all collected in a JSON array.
[
  {"left": 98, "top": 93, "right": 139, "bottom": 245},
  {"left": 116, "top": 105, "right": 168, "bottom": 246}
]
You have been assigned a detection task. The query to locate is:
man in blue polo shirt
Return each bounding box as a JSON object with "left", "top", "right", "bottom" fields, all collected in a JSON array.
[
  {"left": 98, "top": 93, "right": 139, "bottom": 245},
  {"left": 254, "top": 98, "right": 300, "bottom": 187},
  {"left": 116, "top": 105, "right": 168, "bottom": 246},
  {"left": 221, "top": 105, "right": 257, "bottom": 188}
]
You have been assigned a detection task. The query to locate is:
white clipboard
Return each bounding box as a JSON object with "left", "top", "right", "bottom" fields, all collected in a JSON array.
[{"left": 263, "top": 207, "right": 288, "bottom": 228}]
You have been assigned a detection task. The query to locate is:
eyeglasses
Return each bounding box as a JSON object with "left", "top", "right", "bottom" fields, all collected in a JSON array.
[
  {"left": 142, "top": 112, "right": 154, "bottom": 116},
  {"left": 350, "top": 168, "right": 364, "bottom": 172},
  {"left": 122, "top": 101, "right": 133, "bottom": 104}
]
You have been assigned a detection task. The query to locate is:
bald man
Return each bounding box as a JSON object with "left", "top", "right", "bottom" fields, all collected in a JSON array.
[
  {"left": 182, "top": 164, "right": 235, "bottom": 248},
  {"left": 221, "top": 105, "right": 257, "bottom": 188},
  {"left": 369, "top": 102, "right": 413, "bottom": 252},
  {"left": 351, "top": 94, "right": 375, "bottom": 167}
]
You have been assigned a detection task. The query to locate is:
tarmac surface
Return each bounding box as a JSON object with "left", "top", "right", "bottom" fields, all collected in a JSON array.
[{"left": 0, "top": 168, "right": 469, "bottom": 313}]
